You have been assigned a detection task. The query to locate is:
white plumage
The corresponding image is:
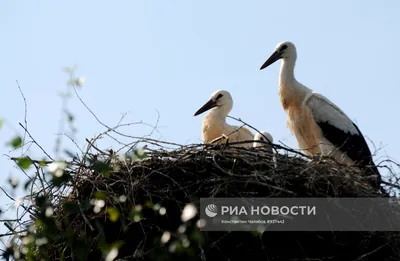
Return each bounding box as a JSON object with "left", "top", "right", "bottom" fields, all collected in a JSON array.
[
  {"left": 303, "top": 91, "right": 360, "bottom": 164},
  {"left": 194, "top": 89, "right": 254, "bottom": 147},
  {"left": 253, "top": 131, "right": 274, "bottom": 154},
  {"left": 253, "top": 131, "right": 276, "bottom": 167},
  {"left": 259, "top": 41, "right": 381, "bottom": 188}
]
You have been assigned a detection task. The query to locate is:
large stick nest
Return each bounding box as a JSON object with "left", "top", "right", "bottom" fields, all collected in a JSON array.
[{"left": 21, "top": 142, "right": 400, "bottom": 261}]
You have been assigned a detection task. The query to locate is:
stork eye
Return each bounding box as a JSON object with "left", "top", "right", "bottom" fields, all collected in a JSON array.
[
  {"left": 216, "top": 94, "right": 223, "bottom": 99},
  {"left": 280, "top": 45, "right": 288, "bottom": 52}
]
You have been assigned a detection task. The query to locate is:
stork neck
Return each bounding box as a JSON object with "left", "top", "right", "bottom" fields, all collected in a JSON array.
[
  {"left": 278, "top": 58, "right": 307, "bottom": 109},
  {"left": 205, "top": 108, "right": 227, "bottom": 124},
  {"left": 279, "top": 58, "right": 296, "bottom": 86}
]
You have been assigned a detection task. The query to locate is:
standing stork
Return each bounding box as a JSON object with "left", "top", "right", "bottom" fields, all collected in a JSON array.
[
  {"left": 194, "top": 89, "right": 254, "bottom": 148},
  {"left": 259, "top": 41, "right": 381, "bottom": 189}
]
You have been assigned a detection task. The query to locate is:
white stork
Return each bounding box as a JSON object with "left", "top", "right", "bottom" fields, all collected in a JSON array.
[
  {"left": 194, "top": 90, "right": 254, "bottom": 147},
  {"left": 253, "top": 131, "right": 274, "bottom": 154},
  {"left": 253, "top": 131, "right": 276, "bottom": 167},
  {"left": 259, "top": 41, "right": 381, "bottom": 189}
]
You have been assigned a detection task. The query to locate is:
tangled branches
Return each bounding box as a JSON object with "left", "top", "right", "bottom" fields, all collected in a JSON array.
[
  {"left": 2, "top": 77, "right": 400, "bottom": 261},
  {"left": 1, "top": 135, "right": 400, "bottom": 261}
]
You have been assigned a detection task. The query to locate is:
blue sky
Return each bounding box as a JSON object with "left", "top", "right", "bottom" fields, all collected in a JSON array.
[{"left": 0, "top": 0, "right": 399, "bottom": 247}]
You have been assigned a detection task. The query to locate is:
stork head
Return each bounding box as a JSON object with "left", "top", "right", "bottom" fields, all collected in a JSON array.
[
  {"left": 253, "top": 131, "right": 273, "bottom": 148},
  {"left": 194, "top": 89, "right": 233, "bottom": 116},
  {"left": 260, "top": 41, "right": 296, "bottom": 70},
  {"left": 254, "top": 131, "right": 273, "bottom": 143}
]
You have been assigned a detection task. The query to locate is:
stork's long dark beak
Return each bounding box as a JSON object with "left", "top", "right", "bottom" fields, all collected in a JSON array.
[
  {"left": 194, "top": 99, "right": 217, "bottom": 116},
  {"left": 260, "top": 51, "right": 281, "bottom": 70}
]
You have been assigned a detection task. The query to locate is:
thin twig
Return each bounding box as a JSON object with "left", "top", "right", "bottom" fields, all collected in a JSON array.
[
  {"left": 18, "top": 122, "right": 53, "bottom": 160},
  {"left": 16, "top": 80, "right": 28, "bottom": 154}
]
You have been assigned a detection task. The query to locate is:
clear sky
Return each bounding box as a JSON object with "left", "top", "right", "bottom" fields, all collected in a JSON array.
[{"left": 0, "top": 0, "right": 399, "bottom": 248}]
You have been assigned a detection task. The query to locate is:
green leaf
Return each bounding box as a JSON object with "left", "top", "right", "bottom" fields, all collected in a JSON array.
[
  {"left": 51, "top": 171, "right": 72, "bottom": 187},
  {"left": 9, "top": 136, "right": 22, "bottom": 148},
  {"left": 39, "top": 160, "right": 48, "bottom": 167},
  {"left": 107, "top": 207, "right": 120, "bottom": 222},
  {"left": 17, "top": 157, "right": 31, "bottom": 170},
  {"left": 0, "top": 119, "right": 3, "bottom": 129},
  {"left": 92, "top": 161, "right": 111, "bottom": 177},
  {"left": 111, "top": 240, "right": 123, "bottom": 249},
  {"left": 144, "top": 201, "right": 153, "bottom": 208},
  {"left": 97, "top": 238, "right": 110, "bottom": 253},
  {"left": 129, "top": 208, "right": 142, "bottom": 222},
  {"left": 94, "top": 191, "right": 106, "bottom": 200}
]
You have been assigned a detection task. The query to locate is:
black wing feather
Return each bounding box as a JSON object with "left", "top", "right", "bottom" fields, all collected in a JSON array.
[
  {"left": 317, "top": 121, "right": 372, "bottom": 166},
  {"left": 306, "top": 93, "right": 382, "bottom": 190},
  {"left": 316, "top": 121, "right": 381, "bottom": 187}
]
